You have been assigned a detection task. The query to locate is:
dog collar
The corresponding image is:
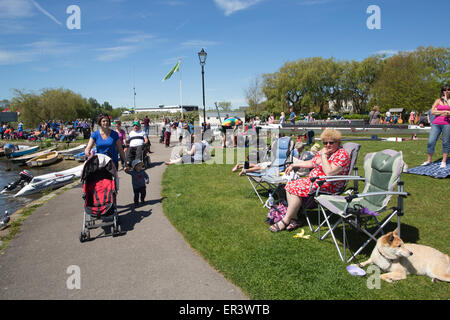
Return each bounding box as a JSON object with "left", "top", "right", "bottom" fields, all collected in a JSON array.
[{"left": 377, "top": 248, "right": 394, "bottom": 264}]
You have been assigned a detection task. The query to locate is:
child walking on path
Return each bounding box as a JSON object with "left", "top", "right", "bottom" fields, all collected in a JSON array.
[{"left": 125, "top": 159, "right": 149, "bottom": 208}]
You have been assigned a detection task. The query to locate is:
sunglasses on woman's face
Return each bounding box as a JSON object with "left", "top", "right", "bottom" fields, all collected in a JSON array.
[{"left": 323, "top": 141, "right": 336, "bottom": 145}]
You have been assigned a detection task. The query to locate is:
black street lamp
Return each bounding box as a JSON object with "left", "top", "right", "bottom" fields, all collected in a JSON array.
[{"left": 198, "top": 48, "right": 207, "bottom": 134}]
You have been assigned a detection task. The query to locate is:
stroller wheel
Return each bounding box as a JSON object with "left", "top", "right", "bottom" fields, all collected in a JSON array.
[
  {"left": 79, "top": 230, "right": 90, "bottom": 242},
  {"left": 112, "top": 221, "right": 121, "bottom": 237}
]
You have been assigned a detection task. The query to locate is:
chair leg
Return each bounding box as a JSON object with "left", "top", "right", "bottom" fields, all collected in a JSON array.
[
  {"left": 345, "top": 210, "right": 400, "bottom": 263},
  {"left": 302, "top": 206, "right": 314, "bottom": 232},
  {"left": 246, "top": 177, "right": 265, "bottom": 204},
  {"left": 319, "top": 205, "right": 345, "bottom": 262}
]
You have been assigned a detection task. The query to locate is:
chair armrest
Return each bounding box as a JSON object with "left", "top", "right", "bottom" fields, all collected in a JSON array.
[
  {"left": 355, "top": 191, "right": 410, "bottom": 198},
  {"left": 322, "top": 176, "right": 365, "bottom": 182},
  {"left": 310, "top": 176, "right": 365, "bottom": 196}
]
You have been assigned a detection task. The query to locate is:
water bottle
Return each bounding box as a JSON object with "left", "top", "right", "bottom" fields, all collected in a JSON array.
[{"left": 268, "top": 193, "right": 274, "bottom": 207}]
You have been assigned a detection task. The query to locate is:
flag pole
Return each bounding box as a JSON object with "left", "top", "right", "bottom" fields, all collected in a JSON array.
[{"left": 179, "top": 58, "right": 183, "bottom": 118}]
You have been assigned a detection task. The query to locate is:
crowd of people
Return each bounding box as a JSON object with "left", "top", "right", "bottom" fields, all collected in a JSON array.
[
  {"left": 0, "top": 119, "right": 94, "bottom": 142},
  {"left": 2, "top": 87, "right": 448, "bottom": 211}
]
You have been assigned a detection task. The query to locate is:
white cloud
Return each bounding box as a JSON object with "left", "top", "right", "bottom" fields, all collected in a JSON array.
[
  {"left": 95, "top": 46, "right": 137, "bottom": 62},
  {"left": 214, "top": 0, "right": 263, "bottom": 16},
  {"left": 160, "top": 1, "right": 185, "bottom": 6},
  {"left": 181, "top": 40, "right": 221, "bottom": 48},
  {"left": 94, "top": 31, "right": 163, "bottom": 62},
  {"left": 374, "top": 49, "right": 399, "bottom": 56},
  {"left": 0, "top": 0, "right": 35, "bottom": 19},
  {"left": 30, "top": 0, "right": 62, "bottom": 26},
  {"left": 0, "top": 40, "right": 78, "bottom": 65},
  {"left": 298, "top": 0, "right": 332, "bottom": 6},
  {"left": 120, "top": 33, "right": 156, "bottom": 43}
]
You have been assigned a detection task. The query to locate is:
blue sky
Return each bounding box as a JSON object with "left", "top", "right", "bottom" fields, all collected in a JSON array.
[{"left": 0, "top": 0, "right": 448, "bottom": 110}]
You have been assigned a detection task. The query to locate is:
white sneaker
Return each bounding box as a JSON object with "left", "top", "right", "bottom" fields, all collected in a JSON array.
[
  {"left": 421, "top": 161, "right": 431, "bottom": 166},
  {"left": 439, "top": 162, "right": 446, "bottom": 169}
]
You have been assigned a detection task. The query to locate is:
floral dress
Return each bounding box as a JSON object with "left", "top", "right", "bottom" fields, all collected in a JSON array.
[{"left": 285, "top": 147, "right": 350, "bottom": 197}]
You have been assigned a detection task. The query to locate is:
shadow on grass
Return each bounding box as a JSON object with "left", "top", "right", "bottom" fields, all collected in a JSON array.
[{"left": 298, "top": 208, "right": 419, "bottom": 258}]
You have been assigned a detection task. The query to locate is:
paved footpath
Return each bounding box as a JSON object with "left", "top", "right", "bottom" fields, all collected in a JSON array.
[{"left": 0, "top": 138, "right": 247, "bottom": 300}]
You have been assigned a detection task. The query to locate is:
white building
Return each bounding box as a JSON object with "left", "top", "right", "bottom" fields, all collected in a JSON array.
[{"left": 134, "top": 105, "right": 199, "bottom": 114}]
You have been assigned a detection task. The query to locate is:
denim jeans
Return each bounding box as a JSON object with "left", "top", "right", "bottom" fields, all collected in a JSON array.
[{"left": 427, "top": 124, "right": 450, "bottom": 154}]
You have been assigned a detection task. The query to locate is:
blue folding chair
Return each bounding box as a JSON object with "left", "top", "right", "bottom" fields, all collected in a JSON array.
[{"left": 245, "top": 136, "right": 294, "bottom": 204}]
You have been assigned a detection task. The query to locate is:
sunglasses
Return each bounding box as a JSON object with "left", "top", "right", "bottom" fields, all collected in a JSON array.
[{"left": 322, "top": 141, "right": 336, "bottom": 145}]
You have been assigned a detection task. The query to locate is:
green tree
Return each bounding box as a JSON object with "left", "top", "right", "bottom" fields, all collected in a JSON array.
[
  {"left": 413, "top": 46, "right": 450, "bottom": 84},
  {"left": 262, "top": 57, "right": 343, "bottom": 116},
  {"left": 10, "top": 90, "right": 41, "bottom": 127},
  {"left": 88, "top": 97, "right": 102, "bottom": 119},
  {"left": 102, "top": 101, "right": 113, "bottom": 112},
  {"left": 0, "top": 99, "right": 10, "bottom": 110},
  {"left": 370, "top": 52, "right": 440, "bottom": 113},
  {"left": 245, "top": 76, "right": 264, "bottom": 112},
  {"left": 216, "top": 101, "right": 232, "bottom": 112},
  {"left": 10, "top": 88, "right": 91, "bottom": 127},
  {"left": 340, "top": 55, "right": 385, "bottom": 114}
]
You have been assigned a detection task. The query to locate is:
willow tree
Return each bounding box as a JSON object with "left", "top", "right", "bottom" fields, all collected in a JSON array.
[
  {"left": 339, "top": 55, "right": 385, "bottom": 114},
  {"left": 10, "top": 88, "right": 91, "bottom": 127},
  {"left": 262, "top": 57, "right": 343, "bottom": 116},
  {"left": 9, "top": 89, "right": 41, "bottom": 127}
]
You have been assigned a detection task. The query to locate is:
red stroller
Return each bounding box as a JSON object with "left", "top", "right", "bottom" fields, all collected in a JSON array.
[{"left": 79, "top": 153, "right": 121, "bottom": 242}]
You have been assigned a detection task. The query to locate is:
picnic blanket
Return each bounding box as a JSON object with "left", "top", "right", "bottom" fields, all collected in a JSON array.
[{"left": 406, "top": 159, "right": 450, "bottom": 179}]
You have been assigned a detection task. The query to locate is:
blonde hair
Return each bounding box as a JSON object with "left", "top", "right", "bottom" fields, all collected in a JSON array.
[{"left": 320, "top": 129, "right": 342, "bottom": 145}]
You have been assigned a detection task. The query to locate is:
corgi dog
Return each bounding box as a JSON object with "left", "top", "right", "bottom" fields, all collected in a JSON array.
[{"left": 355, "top": 229, "right": 450, "bottom": 283}]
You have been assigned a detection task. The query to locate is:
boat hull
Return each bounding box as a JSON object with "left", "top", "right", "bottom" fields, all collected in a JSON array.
[
  {"left": 11, "top": 147, "right": 57, "bottom": 165},
  {"left": 60, "top": 144, "right": 86, "bottom": 159},
  {"left": 9, "top": 146, "right": 39, "bottom": 158},
  {"left": 27, "top": 151, "right": 61, "bottom": 167},
  {"left": 14, "top": 164, "right": 84, "bottom": 197}
]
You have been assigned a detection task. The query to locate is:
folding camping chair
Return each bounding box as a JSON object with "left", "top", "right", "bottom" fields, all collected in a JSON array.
[
  {"left": 315, "top": 149, "right": 410, "bottom": 263},
  {"left": 245, "top": 136, "right": 294, "bottom": 204},
  {"left": 301, "top": 142, "right": 361, "bottom": 234}
]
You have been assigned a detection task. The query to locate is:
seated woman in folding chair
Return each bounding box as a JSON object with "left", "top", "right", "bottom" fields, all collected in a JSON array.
[{"left": 270, "top": 129, "right": 351, "bottom": 232}]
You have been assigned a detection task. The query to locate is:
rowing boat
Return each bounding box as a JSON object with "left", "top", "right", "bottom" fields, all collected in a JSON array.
[
  {"left": 59, "top": 144, "right": 86, "bottom": 159},
  {"left": 11, "top": 147, "right": 57, "bottom": 165},
  {"left": 7, "top": 145, "right": 39, "bottom": 158},
  {"left": 26, "top": 151, "right": 61, "bottom": 167}
]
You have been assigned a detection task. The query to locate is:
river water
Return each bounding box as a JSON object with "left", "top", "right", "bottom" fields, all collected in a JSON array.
[{"left": 0, "top": 158, "right": 82, "bottom": 216}]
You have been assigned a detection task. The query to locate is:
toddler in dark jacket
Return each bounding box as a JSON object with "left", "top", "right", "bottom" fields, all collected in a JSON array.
[{"left": 125, "top": 159, "right": 149, "bottom": 207}]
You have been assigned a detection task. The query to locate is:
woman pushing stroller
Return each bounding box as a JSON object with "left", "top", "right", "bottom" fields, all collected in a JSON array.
[{"left": 85, "top": 114, "right": 128, "bottom": 171}]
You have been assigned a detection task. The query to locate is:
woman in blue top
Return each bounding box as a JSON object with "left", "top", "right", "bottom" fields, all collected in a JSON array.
[{"left": 85, "top": 114, "right": 127, "bottom": 170}]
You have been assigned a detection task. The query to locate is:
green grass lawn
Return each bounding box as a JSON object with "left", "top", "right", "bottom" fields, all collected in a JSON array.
[{"left": 161, "top": 138, "right": 449, "bottom": 300}]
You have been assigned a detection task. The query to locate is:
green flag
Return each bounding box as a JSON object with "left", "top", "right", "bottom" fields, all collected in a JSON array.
[{"left": 162, "top": 59, "right": 180, "bottom": 81}]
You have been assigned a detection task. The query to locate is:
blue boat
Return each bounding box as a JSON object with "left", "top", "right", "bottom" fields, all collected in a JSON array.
[
  {"left": 73, "top": 148, "right": 96, "bottom": 162},
  {"left": 5, "top": 145, "right": 39, "bottom": 158}
]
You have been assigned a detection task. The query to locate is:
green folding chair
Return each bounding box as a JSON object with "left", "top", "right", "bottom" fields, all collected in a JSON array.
[{"left": 315, "top": 149, "right": 410, "bottom": 263}]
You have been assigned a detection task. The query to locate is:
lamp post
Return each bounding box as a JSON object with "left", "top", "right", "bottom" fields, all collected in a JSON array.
[{"left": 198, "top": 48, "right": 207, "bottom": 134}]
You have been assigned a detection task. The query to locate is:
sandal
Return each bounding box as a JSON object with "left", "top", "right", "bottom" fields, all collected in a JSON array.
[
  {"left": 270, "top": 219, "right": 289, "bottom": 233},
  {"left": 286, "top": 219, "right": 301, "bottom": 231}
]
